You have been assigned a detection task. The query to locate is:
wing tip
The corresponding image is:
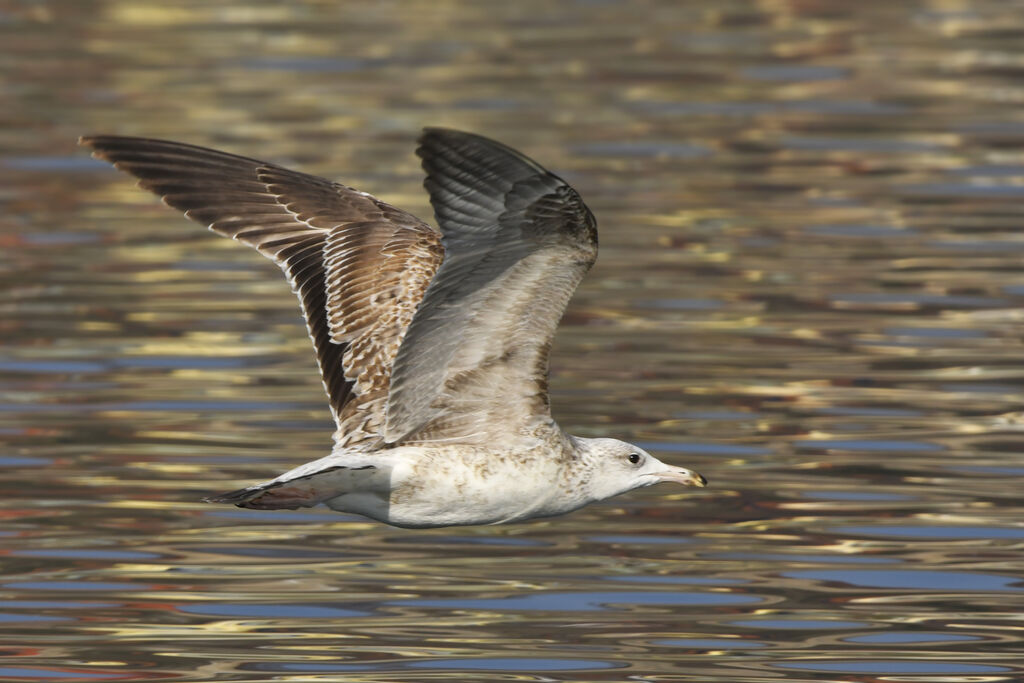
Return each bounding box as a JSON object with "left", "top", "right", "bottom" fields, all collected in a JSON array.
[
  {"left": 79, "top": 134, "right": 158, "bottom": 166},
  {"left": 78, "top": 135, "right": 111, "bottom": 163},
  {"left": 417, "top": 127, "right": 542, "bottom": 171},
  {"left": 78, "top": 133, "right": 130, "bottom": 152}
]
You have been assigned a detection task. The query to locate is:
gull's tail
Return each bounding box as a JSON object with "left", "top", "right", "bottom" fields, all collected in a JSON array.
[
  {"left": 204, "top": 481, "right": 321, "bottom": 510},
  {"left": 203, "top": 463, "right": 378, "bottom": 510}
]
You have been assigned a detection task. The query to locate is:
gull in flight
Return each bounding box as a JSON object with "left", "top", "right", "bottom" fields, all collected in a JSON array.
[{"left": 81, "top": 129, "right": 706, "bottom": 528}]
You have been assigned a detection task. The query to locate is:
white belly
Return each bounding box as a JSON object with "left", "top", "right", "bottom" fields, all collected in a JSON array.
[{"left": 322, "top": 445, "right": 584, "bottom": 528}]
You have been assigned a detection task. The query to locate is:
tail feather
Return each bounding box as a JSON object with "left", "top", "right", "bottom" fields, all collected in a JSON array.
[
  {"left": 203, "top": 464, "right": 370, "bottom": 510},
  {"left": 203, "top": 485, "right": 265, "bottom": 506},
  {"left": 203, "top": 482, "right": 320, "bottom": 510}
]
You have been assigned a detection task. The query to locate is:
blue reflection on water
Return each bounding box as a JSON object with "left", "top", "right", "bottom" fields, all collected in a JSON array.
[
  {"left": 453, "top": 98, "right": 525, "bottom": 111},
  {"left": 0, "top": 669, "right": 121, "bottom": 680},
  {"left": 731, "top": 619, "right": 870, "bottom": 629},
  {"left": 809, "top": 406, "right": 925, "bottom": 417},
  {"left": 930, "top": 239, "right": 1024, "bottom": 251},
  {"left": 409, "top": 658, "right": 622, "bottom": 671},
  {"left": 900, "top": 183, "right": 1024, "bottom": 197},
  {"left": 845, "top": 632, "right": 982, "bottom": 644},
  {"left": 947, "top": 164, "right": 1024, "bottom": 176},
  {"left": 2, "top": 156, "right": 110, "bottom": 171},
  {"left": 656, "top": 638, "right": 766, "bottom": 648},
  {"left": 12, "top": 549, "right": 160, "bottom": 560},
  {"left": 636, "top": 441, "right": 771, "bottom": 456},
  {"left": 0, "top": 400, "right": 300, "bottom": 414},
  {"left": 835, "top": 525, "right": 1024, "bottom": 539},
  {"left": 805, "top": 224, "right": 912, "bottom": 238},
  {"left": 0, "top": 601, "right": 115, "bottom": 609},
  {"left": 795, "top": 439, "right": 943, "bottom": 452},
  {"left": 0, "top": 360, "right": 106, "bottom": 373},
  {"left": 636, "top": 298, "right": 723, "bottom": 310},
  {"left": 785, "top": 569, "right": 1022, "bottom": 591},
  {"left": 830, "top": 293, "right": 1008, "bottom": 307},
  {"left": 884, "top": 326, "right": 986, "bottom": 338},
  {"left": 778, "top": 660, "right": 1011, "bottom": 674},
  {"left": 181, "top": 545, "right": 351, "bottom": 559},
  {"left": 630, "top": 99, "right": 905, "bottom": 116},
  {"left": 387, "top": 535, "right": 545, "bottom": 547},
  {"left": 0, "top": 456, "right": 50, "bottom": 467},
  {"left": 951, "top": 466, "right": 1024, "bottom": 475},
  {"left": 940, "top": 382, "right": 1019, "bottom": 394},
  {"left": 0, "top": 613, "right": 68, "bottom": 622},
  {"left": 115, "top": 356, "right": 262, "bottom": 369},
  {"left": 805, "top": 491, "right": 911, "bottom": 501},
  {"left": 570, "top": 140, "right": 711, "bottom": 159},
  {"left": 175, "top": 258, "right": 265, "bottom": 272},
  {"left": 0, "top": 356, "right": 263, "bottom": 374},
  {"left": 21, "top": 231, "right": 102, "bottom": 245},
  {"left": 2, "top": 581, "right": 148, "bottom": 591},
  {"left": 781, "top": 136, "right": 943, "bottom": 152},
  {"left": 204, "top": 509, "right": 345, "bottom": 522},
  {"left": 238, "top": 56, "right": 377, "bottom": 72},
  {"left": 741, "top": 65, "right": 848, "bottom": 81},
  {"left": 710, "top": 553, "right": 897, "bottom": 564},
  {"left": 178, "top": 603, "right": 368, "bottom": 618},
  {"left": 390, "top": 590, "right": 758, "bottom": 611},
  {"left": 678, "top": 410, "right": 758, "bottom": 420},
  {"left": 613, "top": 575, "right": 743, "bottom": 585},
  {"left": 246, "top": 658, "right": 622, "bottom": 672},
  {"left": 588, "top": 535, "right": 693, "bottom": 545}
]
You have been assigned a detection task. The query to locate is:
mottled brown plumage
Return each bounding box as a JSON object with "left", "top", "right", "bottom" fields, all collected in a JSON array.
[{"left": 80, "top": 135, "right": 443, "bottom": 448}]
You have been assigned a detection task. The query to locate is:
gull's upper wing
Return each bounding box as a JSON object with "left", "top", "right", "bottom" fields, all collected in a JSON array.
[
  {"left": 385, "top": 128, "right": 597, "bottom": 444},
  {"left": 80, "top": 136, "right": 442, "bottom": 447}
]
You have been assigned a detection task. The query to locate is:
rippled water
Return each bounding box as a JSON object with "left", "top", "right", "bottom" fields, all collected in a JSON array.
[{"left": 3, "top": 1, "right": 1024, "bottom": 680}]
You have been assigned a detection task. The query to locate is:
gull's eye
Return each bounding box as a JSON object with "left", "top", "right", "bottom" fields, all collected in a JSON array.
[{"left": 628, "top": 453, "right": 642, "bottom": 465}]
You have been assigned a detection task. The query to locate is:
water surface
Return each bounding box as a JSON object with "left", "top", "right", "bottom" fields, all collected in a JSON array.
[{"left": 2, "top": 1, "right": 1024, "bottom": 681}]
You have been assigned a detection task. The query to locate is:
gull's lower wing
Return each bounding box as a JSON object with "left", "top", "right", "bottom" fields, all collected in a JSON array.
[{"left": 385, "top": 128, "right": 598, "bottom": 444}]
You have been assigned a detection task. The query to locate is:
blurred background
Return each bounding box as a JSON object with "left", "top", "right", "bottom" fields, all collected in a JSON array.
[{"left": 3, "top": 0, "right": 1024, "bottom": 681}]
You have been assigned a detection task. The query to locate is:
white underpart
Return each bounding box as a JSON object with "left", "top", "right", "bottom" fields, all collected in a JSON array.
[{"left": 244, "top": 437, "right": 701, "bottom": 529}]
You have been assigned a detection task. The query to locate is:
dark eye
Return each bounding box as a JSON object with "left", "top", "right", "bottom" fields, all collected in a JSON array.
[{"left": 628, "top": 453, "right": 642, "bottom": 465}]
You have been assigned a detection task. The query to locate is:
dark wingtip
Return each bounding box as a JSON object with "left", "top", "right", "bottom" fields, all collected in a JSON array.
[
  {"left": 77, "top": 135, "right": 103, "bottom": 159},
  {"left": 77, "top": 135, "right": 120, "bottom": 164},
  {"left": 77, "top": 134, "right": 114, "bottom": 151},
  {"left": 417, "top": 127, "right": 543, "bottom": 172}
]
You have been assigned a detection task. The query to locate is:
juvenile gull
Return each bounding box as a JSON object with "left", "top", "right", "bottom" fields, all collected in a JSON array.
[{"left": 80, "top": 129, "right": 707, "bottom": 528}]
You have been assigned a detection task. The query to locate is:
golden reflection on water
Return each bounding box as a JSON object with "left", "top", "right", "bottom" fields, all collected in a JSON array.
[{"left": 3, "top": 0, "right": 1024, "bottom": 680}]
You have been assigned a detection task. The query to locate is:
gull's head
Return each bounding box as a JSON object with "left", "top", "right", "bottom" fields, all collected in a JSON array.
[{"left": 576, "top": 437, "right": 707, "bottom": 502}]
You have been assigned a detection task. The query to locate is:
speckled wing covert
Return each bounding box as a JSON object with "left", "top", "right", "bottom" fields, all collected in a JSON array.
[
  {"left": 80, "top": 136, "right": 443, "bottom": 448},
  {"left": 386, "top": 128, "right": 598, "bottom": 444}
]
